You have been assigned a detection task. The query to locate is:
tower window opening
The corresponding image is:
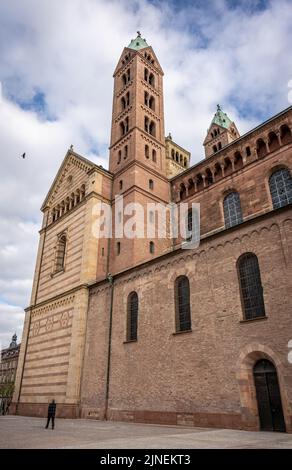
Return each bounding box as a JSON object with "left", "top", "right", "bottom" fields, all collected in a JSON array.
[
  {"left": 145, "top": 145, "right": 149, "bottom": 159},
  {"left": 149, "top": 121, "right": 156, "bottom": 137},
  {"left": 149, "top": 96, "right": 155, "bottom": 111}
]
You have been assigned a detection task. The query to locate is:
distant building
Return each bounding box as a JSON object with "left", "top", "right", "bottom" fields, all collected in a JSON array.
[{"left": 0, "top": 334, "right": 20, "bottom": 414}]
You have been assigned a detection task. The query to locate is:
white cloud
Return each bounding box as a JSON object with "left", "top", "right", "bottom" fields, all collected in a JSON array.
[
  {"left": 0, "top": 0, "right": 291, "bottom": 342},
  {"left": 0, "top": 303, "right": 25, "bottom": 348}
]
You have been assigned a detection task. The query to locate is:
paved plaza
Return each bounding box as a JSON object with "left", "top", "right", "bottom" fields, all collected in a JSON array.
[{"left": 0, "top": 416, "right": 292, "bottom": 449}]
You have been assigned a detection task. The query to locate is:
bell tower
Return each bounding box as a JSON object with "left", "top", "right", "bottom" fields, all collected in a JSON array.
[
  {"left": 203, "top": 104, "right": 240, "bottom": 158},
  {"left": 109, "top": 33, "right": 171, "bottom": 273}
]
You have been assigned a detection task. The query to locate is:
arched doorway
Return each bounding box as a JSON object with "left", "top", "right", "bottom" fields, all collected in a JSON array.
[{"left": 253, "top": 359, "right": 286, "bottom": 432}]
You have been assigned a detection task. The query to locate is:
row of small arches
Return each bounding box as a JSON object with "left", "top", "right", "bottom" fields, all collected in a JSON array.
[
  {"left": 144, "top": 52, "right": 155, "bottom": 65},
  {"left": 178, "top": 126, "right": 292, "bottom": 200},
  {"left": 144, "top": 68, "right": 155, "bottom": 87},
  {"left": 126, "top": 252, "right": 266, "bottom": 341},
  {"left": 145, "top": 144, "right": 157, "bottom": 162},
  {"left": 117, "top": 145, "right": 128, "bottom": 164},
  {"left": 212, "top": 124, "right": 292, "bottom": 157},
  {"left": 122, "top": 69, "right": 131, "bottom": 87},
  {"left": 171, "top": 149, "right": 188, "bottom": 167},
  {"left": 186, "top": 168, "right": 292, "bottom": 232},
  {"left": 51, "top": 185, "right": 86, "bottom": 223},
  {"left": 122, "top": 53, "right": 132, "bottom": 65}
]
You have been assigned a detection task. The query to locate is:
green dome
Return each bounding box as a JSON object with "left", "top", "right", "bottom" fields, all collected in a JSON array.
[
  {"left": 128, "top": 32, "right": 149, "bottom": 51},
  {"left": 212, "top": 105, "right": 232, "bottom": 129}
]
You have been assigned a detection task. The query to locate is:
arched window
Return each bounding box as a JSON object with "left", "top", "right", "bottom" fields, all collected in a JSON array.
[
  {"left": 80, "top": 185, "right": 85, "bottom": 200},
  {"left": 145, "top": 144, "right": 149, "bottom": 159},
  {"left": 149, "top": 241, "right": 155, "bottom": 253},
  {"left": 269, "top": 168, "right": 292, "bottom": 209},
  {"left": 122, "top": 74, "right": 127, "bottom": 86},
  {"left": 218, "top": 142, "right": 222, "bottom": 150},
  {"left": 127, "top": 292, "right": 138, "bottom": 341},
  {"left": 124, "top": 145, "right": 128, "bottom": 159},
  {"left": 117, "top": 242, "right": 121, "bottom": 255},
  {"left": 144, "top": 91, "right": 149, "bottom": 106},
  {"left": 223, "top": 192, "right": 243, "bottom": 228},
  {"left": 126, "top": 91, "right": 130, "bottom": 106},
  {"left": 213, "top": 145, "right": 217, "bottom": 153},
  {"left": 175, "top": 276, "right": 191, "bottom": 332},
  {"left": 119, "top": 180, "right": 123, "bottom": 190},
  {"left": 144, "top": 68, "right": 149, "bottom": 82},
  {"left": 186, "top": 208, "right": 193, "bottom": 242},
  {"left": 280, "top": 124, "right": 292, "bottom": 145},
  {"left": 246, "top": 146, "right": 251, "bottom": 157},
  {"left": 118, "top": 150, "right": 121, "bottom": 164},
  {"left": 125, "top": 117, "right": 129, "bottom": 133},
  {"left": 55, "top": 234, "right": 67, "bottom": 272},
  {"left": 149, "top": 121, "right": 155, "bottom": 136},
  {"left": 149, "top": 73, "right": 155, "bottom": 87},
  {"left": 149, "top": 96, "right": 155, "bottom": 111},
  {"left": 238, "top": 253, "right": 265, "bottom": 320},
  {"left": 120, "top": 121, "right": 125, "bottom": 137},
  {"left": 121, "top": 96, "right": 126, "bottom": 110},
  {"left": 256, "top": 139, "right": 267, "bottom": 159},
  {"left": 149, "top": 179, "right": 154, "bottom": 190},
  {"left": 171, "top": 149, "right": 175, "bottom": 160},
  {"left": 152, "top": 149, "right": 156, "bottom": 162},
  {"left": 185, "top": 208, "right": 199, "bottom": 244}
]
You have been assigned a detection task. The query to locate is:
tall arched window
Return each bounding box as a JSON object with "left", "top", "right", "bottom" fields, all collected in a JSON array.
[
  {"left": 145, "top": 145, "right": 149, "bottom": 159},
  {"left": 185, "top": 208, "right": 199, "bottom": 243},
  {"left": 223, "top": 192, "right": 243, "bottom": 228},
  {"left": 269, "top": 168, "right": 292, "bottom": 209},
  {"left": 55, "top": 234, "right": 67, "bottom": 272},
  {"left": 149, "top": 241, "right": 154, "bottom": 253},
  {"left": 175, "top": 276, "right": 191, "bottom": 332},
  {"left": 127, "top": 292, "right": 138, "bottom": 341},
  {"left": 238, "top": 253, "right": 265, "bottom": 320}
]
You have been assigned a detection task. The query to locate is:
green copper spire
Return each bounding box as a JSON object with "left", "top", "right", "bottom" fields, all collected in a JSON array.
[
  {"left": 212, "top": 104, "right": 232, "bottom": 129},
  {"left": 128, "top": 31, "right": 149, "bottom": 50}
]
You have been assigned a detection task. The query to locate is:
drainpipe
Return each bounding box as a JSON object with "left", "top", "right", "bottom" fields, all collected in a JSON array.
[{"left": 104, "top": 272, "right": 114, "bottom": 421}]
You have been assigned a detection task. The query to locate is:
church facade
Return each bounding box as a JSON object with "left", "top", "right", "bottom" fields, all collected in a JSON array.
[{"left": 12, "top": 34, "right": 292, "bottom": 433}]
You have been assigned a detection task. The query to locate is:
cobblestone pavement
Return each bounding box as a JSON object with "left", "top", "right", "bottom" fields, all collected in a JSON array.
[{"left": 1, "top": 416, "right": 292, "bottom": 449}]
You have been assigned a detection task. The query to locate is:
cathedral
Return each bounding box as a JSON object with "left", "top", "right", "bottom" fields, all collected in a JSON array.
[{"left": 12, "top": 33, "right": 292, "bottom": 433}]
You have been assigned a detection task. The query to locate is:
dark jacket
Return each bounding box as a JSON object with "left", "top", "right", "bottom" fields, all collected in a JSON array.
[{"left": 48, "top": 402, "right": 56, "bottom": 417}]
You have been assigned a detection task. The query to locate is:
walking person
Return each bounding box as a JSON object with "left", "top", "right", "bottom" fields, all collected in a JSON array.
[{"left": 45, "top": 399, "right": 56, "bottom": 429}]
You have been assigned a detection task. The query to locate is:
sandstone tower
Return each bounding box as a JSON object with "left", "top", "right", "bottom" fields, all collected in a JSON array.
[{"left": 108, "top": 32, "right": 172, "bottom": 273}]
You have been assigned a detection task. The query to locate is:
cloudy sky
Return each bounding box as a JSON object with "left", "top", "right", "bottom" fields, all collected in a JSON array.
[{"left": 0, "top": 0, "right": 292, "bottom": 348}]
